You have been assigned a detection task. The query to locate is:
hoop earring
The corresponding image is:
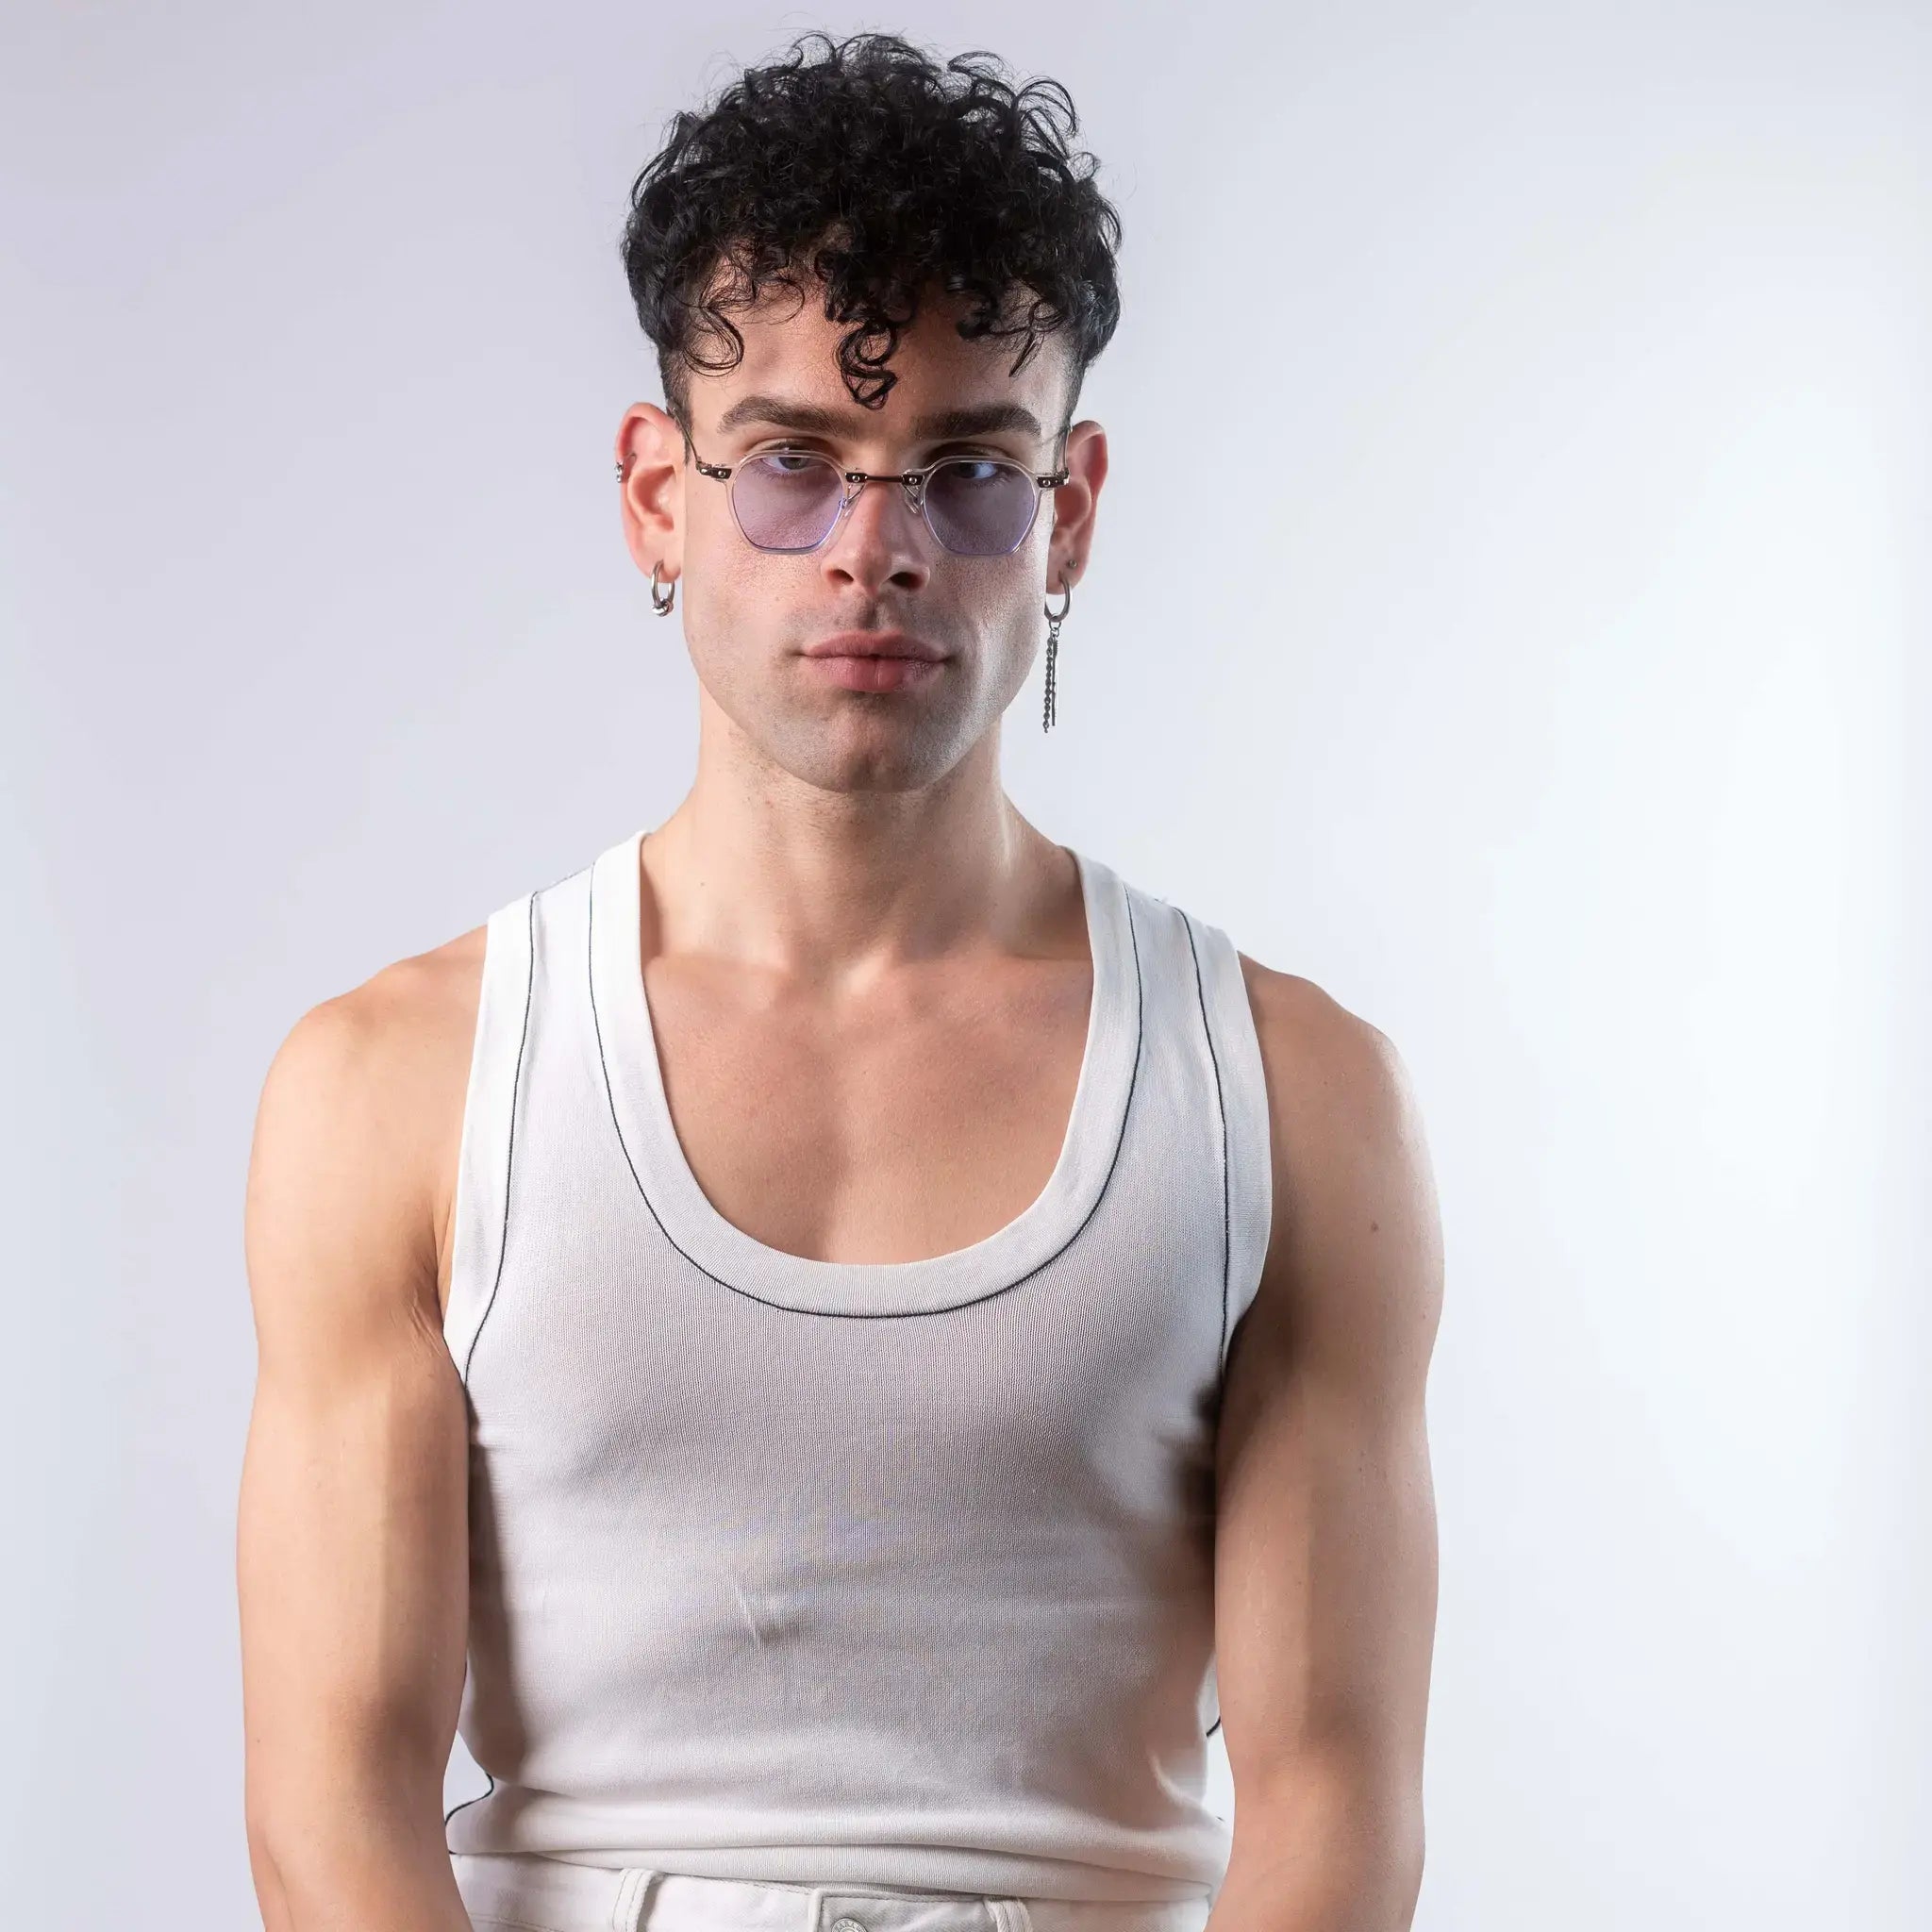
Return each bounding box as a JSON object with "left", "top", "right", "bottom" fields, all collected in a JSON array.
[
  {"left": 1042, "top": 576, "right": 1073, "bottom": 732},
  {"left": 650, "top": 562, "right": 676, "bottom": 617}
]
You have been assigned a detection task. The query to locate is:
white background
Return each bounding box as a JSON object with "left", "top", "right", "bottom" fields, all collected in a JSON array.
[{"left": 2, "top": 4, "right": 1924, "bottom": 1926}]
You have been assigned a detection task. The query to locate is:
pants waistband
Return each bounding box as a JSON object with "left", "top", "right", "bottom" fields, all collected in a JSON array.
[{"left": 449, "top": 1852, "right": 1214, "bottom": 1932}]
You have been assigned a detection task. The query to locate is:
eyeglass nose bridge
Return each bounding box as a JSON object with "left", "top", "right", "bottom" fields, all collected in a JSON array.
[{"left": 830, "top": 466, "right": 933, "bottom": 532}]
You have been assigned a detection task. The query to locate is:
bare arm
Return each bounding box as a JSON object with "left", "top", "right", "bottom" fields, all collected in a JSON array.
[
  {"left": 1208, "top": 968, "right": 1444, "bottom": 1932},
  {"left": 237, "top": 961, "right": 477, "bottom": 1930}
]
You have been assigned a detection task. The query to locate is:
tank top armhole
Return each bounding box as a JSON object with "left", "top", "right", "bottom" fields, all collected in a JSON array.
[
  {"left": 1182, "top": 912, "right": 1274, "bottom": 1381},
  {"left": 443, "top": 891, "right": 536, "bottom": 1388}
]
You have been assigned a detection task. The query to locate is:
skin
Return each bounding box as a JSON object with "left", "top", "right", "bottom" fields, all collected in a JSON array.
[{"left": 237, "top": 270, "right": 1442, "bottom": 1932}]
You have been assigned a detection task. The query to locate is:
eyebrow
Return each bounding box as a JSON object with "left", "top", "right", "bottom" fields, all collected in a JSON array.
[{"left": 712, "top": 392, "right": 1045, "bottom": 443}]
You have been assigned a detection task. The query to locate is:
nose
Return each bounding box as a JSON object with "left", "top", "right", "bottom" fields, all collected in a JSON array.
[{"left": 816, "top": 474, "right": 932, "bottom": 597}]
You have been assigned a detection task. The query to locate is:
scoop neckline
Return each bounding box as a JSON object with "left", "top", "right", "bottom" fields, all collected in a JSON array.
[{"left": 586, "top": 825, "right": 1141, "bottom": 1317}]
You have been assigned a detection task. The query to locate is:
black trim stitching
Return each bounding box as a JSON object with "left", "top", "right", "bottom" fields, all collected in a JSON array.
[
  {"left": 1183, "top": 908, "right": 1232, "bottom": 1744},
  {"left": 459, "top": 886, "right": 538, "bottom": 1388},
  {"left": 441, "top": 874, "right": 560, "bottom": 1836},
  {"left": 587, "top": 854, "right": 1146, "bottom": 1319},
  {"left": 443, "top": 1767, "right": 495, "bottom": 1830},
  {"left": 1179, "top": 910, "right": 1233, "bottom": 1406}
]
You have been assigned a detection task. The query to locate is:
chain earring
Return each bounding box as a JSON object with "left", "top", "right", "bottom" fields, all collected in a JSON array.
[{"left": 1042, "top": 576, "right": 1073, "bottom": 731}]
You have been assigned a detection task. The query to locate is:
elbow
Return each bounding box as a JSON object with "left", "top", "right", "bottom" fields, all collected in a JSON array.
[
  {"left": 1220, "top": 1761, "right": 1426, "bottom": 1932},
  {"left": 243, "top": 1767, "right": 459, "bottom": 1929}
]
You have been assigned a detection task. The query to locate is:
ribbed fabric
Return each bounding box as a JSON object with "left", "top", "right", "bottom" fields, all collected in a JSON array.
[{"left": 442, "top": 826, "right": 1273, "bottom": 1905}]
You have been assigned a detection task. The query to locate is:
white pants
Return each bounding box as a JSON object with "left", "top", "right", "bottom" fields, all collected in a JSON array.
[{"left": 449, "top": 1853, "right": 1215, "bottom": 1932}]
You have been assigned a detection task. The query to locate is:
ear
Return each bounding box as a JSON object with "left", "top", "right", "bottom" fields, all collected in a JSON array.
[
  {"left": 1047, "top": 419, "right": 1108, "bottom": 591},
  {"left": 614, "top": 402, "right": 685, "bottom": 584}
]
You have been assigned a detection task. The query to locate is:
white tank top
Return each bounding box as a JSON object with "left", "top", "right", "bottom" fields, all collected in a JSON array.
[{"left": 441, "top": 826, "right": 1273, "bottom": 1904}]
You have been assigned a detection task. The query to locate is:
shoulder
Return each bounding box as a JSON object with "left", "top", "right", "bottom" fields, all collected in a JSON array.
[
  {"left": 247, "top": 923, "right": 489, "bottom": 1337},
  {"left": 1228, "top": 951, "right": 1442, "bottom": 1379},
  {"left": 1233, "top": 953, "right": 1416, "bottom": 1140},
  {"left": 262, "top": 922, "right": 490, "bottom": 1150}
]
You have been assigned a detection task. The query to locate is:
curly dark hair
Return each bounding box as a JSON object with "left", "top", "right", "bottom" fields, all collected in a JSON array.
[{"left": 618, "top": 30, "right": 1123, "bottom": 460}]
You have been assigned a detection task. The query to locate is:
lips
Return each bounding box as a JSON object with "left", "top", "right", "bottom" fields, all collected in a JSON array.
[{"left": 802, "top": 629, "right": 949, "bottom": 661}]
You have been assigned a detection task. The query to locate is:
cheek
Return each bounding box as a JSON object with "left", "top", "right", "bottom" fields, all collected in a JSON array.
[
  {"left": 1000, "top": 575, "right": 1050, "bottom": 637},
  {"left": 688, "top": 544, "right": 774, "bottom": 635}
]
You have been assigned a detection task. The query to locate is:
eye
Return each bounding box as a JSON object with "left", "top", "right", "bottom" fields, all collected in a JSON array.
[
  {"left": 936, "top": 456, "right": 1008, "bottom": 485},
  {"left": 750, "top": 447, "right": 832, "bottom": 475}
]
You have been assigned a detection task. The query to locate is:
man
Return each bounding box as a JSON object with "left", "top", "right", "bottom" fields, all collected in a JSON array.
[{"left": 237, "top": 30, "right": 1441, "bottom": 1932}]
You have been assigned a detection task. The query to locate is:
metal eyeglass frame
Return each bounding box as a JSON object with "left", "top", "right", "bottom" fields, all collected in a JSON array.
[{"left": 686, "top": 442, "right": 1072, "bottom": 557}]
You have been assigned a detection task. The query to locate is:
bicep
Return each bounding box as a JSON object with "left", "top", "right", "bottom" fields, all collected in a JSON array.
[
  {"left": 237, "top": 994, "right": 472, "bottom": 1840},
  {"left": 1213, "top": 986, "right": 1443, "bottom": 1816}
]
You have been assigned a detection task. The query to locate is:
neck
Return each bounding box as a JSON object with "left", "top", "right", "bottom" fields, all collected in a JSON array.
[{"left": 638, "top": 727, "right": 1074, "bottom": 987}]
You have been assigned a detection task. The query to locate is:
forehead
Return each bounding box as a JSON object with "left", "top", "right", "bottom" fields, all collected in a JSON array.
[{"left": 689, "top": 275, "right": 1068, "bottom": 443}]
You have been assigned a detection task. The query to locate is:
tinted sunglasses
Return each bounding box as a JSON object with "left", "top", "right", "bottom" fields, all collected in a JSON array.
[{"left": 687, "top": 444, "right": 1070, "bottom": 558}]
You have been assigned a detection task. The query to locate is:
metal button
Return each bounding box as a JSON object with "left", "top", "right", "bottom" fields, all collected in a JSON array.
[{"left": 832, "top": 1921, "right": 868, "bottom": 1932}]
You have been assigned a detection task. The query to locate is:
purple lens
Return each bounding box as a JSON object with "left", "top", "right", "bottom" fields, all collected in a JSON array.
[
  {"left": 730, "top": 452, "right": 845, "bottom": 551},
  {"left": 924, "top": 458, "right": 1040, "bottom": 556}
]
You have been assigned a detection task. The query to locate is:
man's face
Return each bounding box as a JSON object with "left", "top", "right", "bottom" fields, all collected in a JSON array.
[{"left": 618, "top": 279, "right": 1105, "bottom": 795}]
